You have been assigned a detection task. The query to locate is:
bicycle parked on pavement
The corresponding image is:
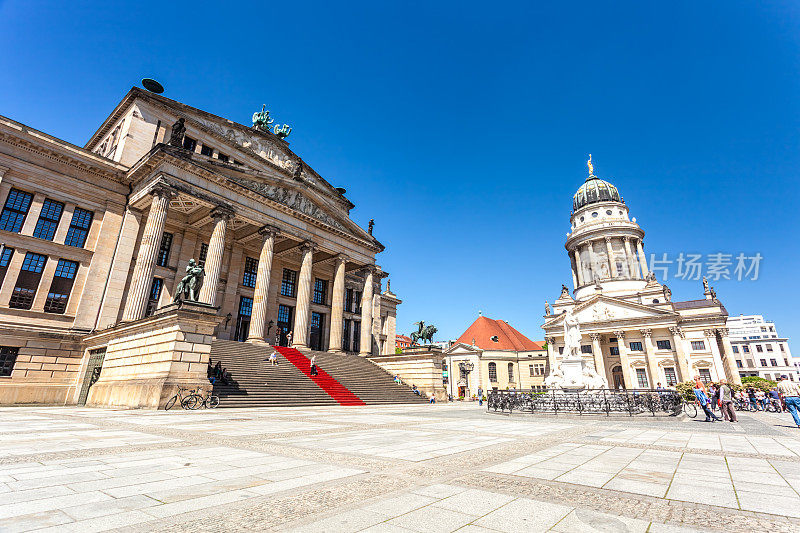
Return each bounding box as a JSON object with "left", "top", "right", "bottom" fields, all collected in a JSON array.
[
  {"left": 197, "top": 389, "right": 220, "bottom": 409},
  {"left": 165, "top": 387, "right": 201, "bottom": 410}
]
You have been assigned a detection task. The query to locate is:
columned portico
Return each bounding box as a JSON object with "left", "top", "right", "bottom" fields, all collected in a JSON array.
[
  {"left": 545, "top": 336, "right": 557, "bottom": 373},
  {"left": 669, "top": 326, "right": 692, "bottom": 382},
  {"left": 246, "top": 225, "right": 279, "bottom": 343},
  {"left": 716, "top": 328, "right": 742, "bottom": 385},
  {"left": 614, "top": 331, "right": 634, "bottom": 388},
  {"left": 589, "top": 333, "right": 605, "bottom": 379},
  {"left": 640, "top": 329, "right": 660, "bottom": 387},
  {"left": 328, "top": 254, "right": 348, "bottom": 353},
  {"left": 198, "top": 206, "right": 233, "bottom": 306},
  {"left": 359, "top": 266, "right": 375, "bottom": 356},
  {"left": 604, "top": 237, "right": 616, "bottom": 278},
  {"left": 292, "top": 241, "right": 316, "bottom": 350},
  {"left": 122, "top": 185, "right": 172, "bottom": 321}
]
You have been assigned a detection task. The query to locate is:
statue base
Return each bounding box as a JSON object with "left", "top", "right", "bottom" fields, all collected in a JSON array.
[{"left": 544, "top": 354, "right": 607, "bottom": 391}]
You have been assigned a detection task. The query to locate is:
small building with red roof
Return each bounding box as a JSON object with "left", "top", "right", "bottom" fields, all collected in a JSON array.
[
  {"left": 394, "top": 334, "right": 413, "bottom": 350},
  {"left": 444, "top": 315, "right": 548, "bottom": 399}
]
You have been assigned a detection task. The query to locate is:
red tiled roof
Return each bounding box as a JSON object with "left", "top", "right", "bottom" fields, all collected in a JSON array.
[
  {"left": 396, "top": 335, "right": 412, "bottom": 342},
  {"left": 455, "top": 316, "right": 543, "bottom": 351}
]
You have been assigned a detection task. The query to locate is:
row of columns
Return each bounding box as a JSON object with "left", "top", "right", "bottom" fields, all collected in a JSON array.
[
  {"left": 548, "top": 326, "right": 741, "bottom": 389},
  {"left": 571, "top": 236, "right": 649, "bottom": 287},
  {"left": 121, "top": 185, "right": 377, "bottom": 356}
]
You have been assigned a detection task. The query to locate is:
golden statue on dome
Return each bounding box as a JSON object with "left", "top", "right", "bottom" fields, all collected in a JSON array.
[{"left": 587, "top": 153, "right": 594, "bottom": 176}]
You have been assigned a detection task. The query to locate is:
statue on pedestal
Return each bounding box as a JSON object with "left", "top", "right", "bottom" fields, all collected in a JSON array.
[
  {"left": 174, "top": 259, "right": 204, "bottom": 302},
  {"left": 168, "top": 118, "right": 186, "bottom": 147}
]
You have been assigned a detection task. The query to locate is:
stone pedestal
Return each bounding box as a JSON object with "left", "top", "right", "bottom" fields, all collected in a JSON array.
[
  {"left": 82, "top": 301, "right": 221, "bottom": 409},
  {"left": 369, "top": 345, "right": 447, "bottom": 401}
]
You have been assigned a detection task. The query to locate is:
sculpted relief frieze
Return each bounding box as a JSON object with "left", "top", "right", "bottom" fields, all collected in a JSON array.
[
  {"left": 229, "top": 176, "right": 345, "bottom": 231},
  {"left": 194, "top": 118, "right": 298, "bottom": 174}
]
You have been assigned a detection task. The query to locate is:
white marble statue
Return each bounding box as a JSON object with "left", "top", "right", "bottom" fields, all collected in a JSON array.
[
  {"left": 545, "top": 307, "right": 608, "bottom": 391},
  {"left": 563, "top": 308, "right": 581, "bottom": 357}
]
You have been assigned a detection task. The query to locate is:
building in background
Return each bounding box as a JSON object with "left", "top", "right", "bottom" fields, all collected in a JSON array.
[
  {"left": 542, "top": 160, "right": 740, "bottom": 389},
  {"left": 444, "top": 315, "right": 546, "bottom": 398},
  {"left": 395, "top": 334, "right": 412, "bottom": 350},
  {"left": 726, "top": 314, "right": 797, "bottom": 381}
]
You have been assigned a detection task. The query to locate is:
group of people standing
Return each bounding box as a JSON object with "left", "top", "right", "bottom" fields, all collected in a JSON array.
[
  {"left": 692, "top": 374, "right": 800, "bottom": 428},
  {"left": 693, "top": 377, "right": 737, "bottom": 422}
]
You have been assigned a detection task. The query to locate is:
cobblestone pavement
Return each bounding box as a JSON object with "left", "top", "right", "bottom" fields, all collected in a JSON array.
[{"left": 1, "top": 404, "right": 800, "bottom": 532}]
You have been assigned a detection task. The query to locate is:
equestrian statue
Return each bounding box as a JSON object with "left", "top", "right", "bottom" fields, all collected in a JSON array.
[{"left": 410, "top": 321, "right": 437, "bottom": 345}]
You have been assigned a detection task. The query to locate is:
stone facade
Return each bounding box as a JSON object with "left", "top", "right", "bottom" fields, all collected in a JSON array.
[
  {"left": 0, "top": 88, "right": 399, "bottom": 406},
  {"left": 542, "top": 166, "right": 740, "bottom": 389}
]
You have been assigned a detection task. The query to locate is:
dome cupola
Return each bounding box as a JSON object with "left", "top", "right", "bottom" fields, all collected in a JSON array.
[{"left": 572, "top": 155, "right": 622, "bottom": 212}]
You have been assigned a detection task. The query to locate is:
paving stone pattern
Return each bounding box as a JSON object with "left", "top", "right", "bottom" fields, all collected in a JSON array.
[{"left": 0, "top": 404, "right": 799, "bottom": 532}]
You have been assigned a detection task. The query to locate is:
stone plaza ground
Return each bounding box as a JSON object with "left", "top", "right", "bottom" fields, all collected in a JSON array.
[{"left": 1, "top": 403, "right": 800, "bottom": 532}]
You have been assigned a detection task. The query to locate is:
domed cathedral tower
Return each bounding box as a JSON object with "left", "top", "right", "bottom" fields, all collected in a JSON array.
[
  {"left": 542, "top": 157, "right": 742, "bottom": 389},
  {"left": 567, "top": 155, "right": 651, "bottom": 301}
]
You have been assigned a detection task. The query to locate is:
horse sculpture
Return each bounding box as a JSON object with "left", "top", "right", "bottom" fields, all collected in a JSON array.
[{"left": 410, "top": 321, "right": 437, "bottom": 345}]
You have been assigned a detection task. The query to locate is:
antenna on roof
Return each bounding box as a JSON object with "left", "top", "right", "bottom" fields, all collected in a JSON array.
[{"left": 141, "top": 78, "right": 164, "bottom": 94}]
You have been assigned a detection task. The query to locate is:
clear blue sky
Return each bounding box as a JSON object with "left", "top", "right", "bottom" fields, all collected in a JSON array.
[{"left": 1, "top": 1, "right": 799, "bottom": 348}]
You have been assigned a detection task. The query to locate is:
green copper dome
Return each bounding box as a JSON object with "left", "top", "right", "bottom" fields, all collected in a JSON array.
[{"left": 573, "top": 175, "right": 622, "bottom": 211}]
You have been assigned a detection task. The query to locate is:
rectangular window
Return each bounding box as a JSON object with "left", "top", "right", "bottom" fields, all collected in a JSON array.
[
  {"left": 235, "top": 296, "right": 253, "bottom": 342},
  {"left": 0, "top": 189, "right": 33, "bottom": 232},
  {"left": 766, "top": 344, "right": 773, "bottom": 352},
  {"left": 535, "top": 363, "right": 545, "bottom": 376},
  {"left": 529, "top": 364, "right": 534, "bottom": 377},
  {"left": 743, "top": 345, "right": 750, "bottom": 353},
  {"left": 698, "top": 369, "right": 712, "bottom": 383},
  {"left": 281, "top": 268, "right": 297, "bottom": 297},
  {"left": 760, "top": 359, "right": 767, "bottom": 367},
  {"left": 629, "top": 342, "right": 643, "bottom": 352},
  {"left": 32, "top": 199, "right": 64, "bottom": 241},
  {"left": 198, "top": 243, "right": 209, "bottom": 265},
  {"left": 0, "top": 247, "right": 14, "bottom": 285},
  {"left": 664, "top": 367, "right": 677, "bottom": 386},
  {"left": 9, "top": 252, "right": 47, "bottom": 309},
  {"left": 183, "top": 136, "right": 197, "bottom": 151},
  {"left": 770, "top": 359, "right": 777, "bottom": 367},
  {"left": 635, "top": 368, "right": 649, "bottom": 388},
  {"left": 156, "top": 232, "right": 173, "bottom": 267},
  {"left": 0, "top": 346, "right": 19, "bottom": 376},
  {"left": 558, "top": 347, "right": 564, "bottom": 355},
  {"left": 354, "top": 290, "right": 362, "bottom": 313},
  {"left": 200, "top": 144, "right": 214, "bottom": 157},
  {"left": 746, "top": 359, "right": 754, "bottom": 368},
  {"left": 218, "top": 153, "right": 229, "bottom": 163},
  {"left": 277, "top": 304, "right": 293, "bottom": 337},
  {"left": 313, "top": 278, "right": 328, "bottom": 305},
  {"left": 352, "top": 321, "right": 361, "bottom": 353},
  {"left": 43, "top": 259, "right": 79, "bottom": 313},
  {"left": 690, "top": 341, "right": 706, "bottom": 351},
  {"left": 609, "top": 337, "right": 617, "bottom": 343},
  {"left": 508, "top": 363, "right": 514, "bottom": 382},
  {"left": 764, "top": 373, "right": 771, "bottom": 381},
  {"left": 780, "top": 344, "right": 785, "bottom": 352},
  {"left": 609, "top": 346, "right": 620, "bottom": 356},
  {"left": 488, "top": 363, "right": 498, "bottom": 382},
  {"left": 64, "top": 207, "right": 94, "bottom": 248},
  {"left": 732, "top": 346, "right": 739, "bottom": 353},
  {"left": 756, "top": 345, "right": 763, "bottom": 352},
  {"left": 342, "top": 319, "right": 352, "bottom": 351},
  {"left": 736, "top": 360, "right": 742, "bottom": 368},
  {"left": 144, "top": 278, "right": 163, "bottom": 317},
  {"left": 242, "top": 256, "right": 258, "bottom": 288},
  {"left": 656, "top": 340, "right": 671, "bottom": 350},
  {"left": 581, "top": 345, "right": 592, "bottom": 354},
  {"left": 345, "top": 288, "right": 354, "bottom": 312}
]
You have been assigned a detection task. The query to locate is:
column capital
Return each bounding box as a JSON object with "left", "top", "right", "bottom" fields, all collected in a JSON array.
[
  {"left": 299, "top": 240, "right": 317, "bottom": 253},
  {"left": 604, "top": 236, "right": 613, "bottom": 245},
  {"left": 589, "top": 333, "right": 602, "bottom": 341},
  {"left": 360, "top": 263, "right": 377, "bottom": 276},
  {"left": 257, "top": 224, "right": 281, "bottom": 239},
  {"left": 613, "top": 330, "right": 626, "bottom": 339},
  {"left": 716, "top": 327, "right": 729, "bottom": 338},
  {"left": 546, "top": 336, "right": 557, "bottom": 344},
  {"left": 334, "top": 253, "right": 350, "bottom": 265},
  {"left": 150, "top": 182, "right": 175, "bottom": 200},
  {"left": 703, "top": 328, "right": 716, "bottom": 338},
  {"left": 639, "top": 328, "right": 652, "bottom": 338},
  {"left": 623, "top": 236, "right": 631, "bottom": 243},
  {"left": 669, "top": 326, "right": 685, "bottom": 338},
  {"left": 210, "top": 205, "right": 235, "bottom": 221}
]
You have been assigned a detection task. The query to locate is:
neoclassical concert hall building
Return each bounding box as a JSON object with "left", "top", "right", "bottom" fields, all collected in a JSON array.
[
  {"left": 542, "top": 161, "right": 742, "bottom": 389},
  {"left": 0, "top": 87, "right": 399, "bottom": 405}
]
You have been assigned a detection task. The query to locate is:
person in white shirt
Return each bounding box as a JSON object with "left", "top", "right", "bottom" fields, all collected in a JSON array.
[
  {"left": 777, "top": 375, "right": 800, "bottom": 428},
  {"left": 309, "top": 355, "right": 318, "bottom": 376},
  {"left": 269, "top": 351, "right": 278, "bottom": 366}
]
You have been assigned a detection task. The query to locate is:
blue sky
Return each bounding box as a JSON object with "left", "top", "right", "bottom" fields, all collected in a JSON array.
[{"left": 1, "top": 1, "right": 799, "bottom": 347}]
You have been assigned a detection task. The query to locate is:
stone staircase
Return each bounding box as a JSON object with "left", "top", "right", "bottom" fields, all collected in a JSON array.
[{"left": 209, "top": 340, "right": 428, "bottom": 408}]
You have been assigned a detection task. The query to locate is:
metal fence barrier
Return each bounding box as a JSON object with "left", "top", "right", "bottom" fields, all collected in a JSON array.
[{"left": 487, "top": 388, "right": 683, "bottom": 417}]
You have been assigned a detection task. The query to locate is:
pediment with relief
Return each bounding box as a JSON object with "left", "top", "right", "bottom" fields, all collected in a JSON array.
[
  {"left": 227, "top": 175, "right": 346, "bottom": 231},
  {"left": 545, "top": 295, "right": 677, "bottom": 327}
]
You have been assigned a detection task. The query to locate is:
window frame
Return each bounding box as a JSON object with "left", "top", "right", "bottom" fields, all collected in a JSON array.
[
  {"left": 64, "top": 207, "right": 94, "bottom": 248},
  {"left": 281, "top": 268, "right": 298, "bottom": 298},
  {"left": 0, "top": 189, "right": 34, "bottom": 233},
  {"left": 32, "top": 198, "right": 65, "bottom": 241}
]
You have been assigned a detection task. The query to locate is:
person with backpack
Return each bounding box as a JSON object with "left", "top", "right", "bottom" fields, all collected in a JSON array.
[{"left": 693, "top": 376, "right": 720, "bottom": 422}]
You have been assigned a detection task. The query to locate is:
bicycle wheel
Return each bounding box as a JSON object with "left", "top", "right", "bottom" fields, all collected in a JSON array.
[
  {"left": 205, "top": 395, "right": 220, "bottom": 408},
  {"left": 684, "top": 402, "right": 698, "bottom": 418},
  {"left": 182, "top": 394, "right": 201, "bottom": 410},
  {"left": 164, "top": 395, "right": 178, "bottom": 411}
]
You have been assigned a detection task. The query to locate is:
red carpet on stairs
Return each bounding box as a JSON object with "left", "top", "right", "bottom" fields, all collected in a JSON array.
[{"left": 273, "top": 346, "right": 366, "bottom": 406}]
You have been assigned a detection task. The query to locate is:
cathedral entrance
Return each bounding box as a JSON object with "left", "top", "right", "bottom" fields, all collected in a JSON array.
[{"left": 611, "top": 365, "right": 625, "bottom": 389}]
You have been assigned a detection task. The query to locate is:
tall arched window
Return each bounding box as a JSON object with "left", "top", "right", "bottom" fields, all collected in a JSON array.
[
  {"left": 508, "top": 362, "right": 515, "bottom": 382},
  {"left": 488, "top": 362, "right": 497, "bottom": 382}
]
